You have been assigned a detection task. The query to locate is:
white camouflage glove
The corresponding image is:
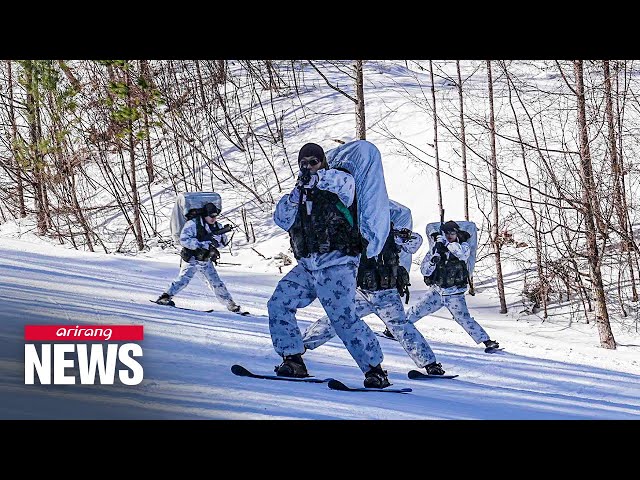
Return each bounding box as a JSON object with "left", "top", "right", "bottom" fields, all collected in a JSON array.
[
  {"left": 289, "top": 186, "right": 302, "bottom": 204},
  {"left": 436, "top": 234, "right": 449, "bottom": 246},
  {"left": 303, "top": 172, "right": 319, "bottom": 189}
]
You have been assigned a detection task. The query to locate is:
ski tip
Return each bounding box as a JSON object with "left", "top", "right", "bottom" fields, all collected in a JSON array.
[
  {"left": 327, "top": 379, "right": 349, "bottom": 391},
  {"left": 231, "top": 364, "right": 251, "bottom": 376}
]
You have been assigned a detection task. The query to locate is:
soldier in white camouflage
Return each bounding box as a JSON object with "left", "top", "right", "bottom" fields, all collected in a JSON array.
[
  {"left": 302, "top": 222, "right": 448, "bottom": 380},
  {"left": 406, "top": 220, "right": 499, "bottom": 350},
  {"left": 267, "top": 142, "right": 388, "bottom": 388},
  {"left": 156, "top": 202, "right": 243, "bottom": 313}
]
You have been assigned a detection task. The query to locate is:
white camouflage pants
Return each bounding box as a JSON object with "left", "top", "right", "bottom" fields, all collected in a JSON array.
[
  {"left": 303, "top": 288, "right": 437, "bottom": 368},
  {"left": 165, "top": 258, "right": 236, "bottom": 309},
  {"left": 406, "top": 289, "right": 489, "bottom": 344},
  {"left": 267, "top": 262, "right": 383, "bottom": 373}
]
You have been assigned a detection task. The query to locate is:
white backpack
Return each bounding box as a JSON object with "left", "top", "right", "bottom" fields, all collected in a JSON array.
[{"left": 170, "top": 192, "right": 222, "bottom": 245}]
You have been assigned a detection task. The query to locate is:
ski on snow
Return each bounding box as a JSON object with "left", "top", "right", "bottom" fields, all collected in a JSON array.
[
  {"left": 150, "top": 300, "right": 250, "bottom": 315},
  {"left": 231, "top": 364, "right": 332, "bottom": 383},
  {"left": 484, "top": 347, "right": 505, "bottom": 353},
  {"left": 407, "top": 370, "right": 459, "bottom": 380},
  {"left": 327, "top": 379, "right": 412, "bottom": 393},
  {"left": 232, "top": 365, "right": 412, "bottom": 393}
]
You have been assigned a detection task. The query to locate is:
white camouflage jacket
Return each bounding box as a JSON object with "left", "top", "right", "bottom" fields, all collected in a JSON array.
[
  {"left": 420, "top": 239, "right": 471, "bottom": 295},
  {"left": 274, "top": 168, "right": 358, "bottom": 271}
]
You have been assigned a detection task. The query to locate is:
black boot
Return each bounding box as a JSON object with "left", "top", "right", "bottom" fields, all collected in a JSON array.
[
  {"left": 483, "top": 339, "right": 500, "bottom": 349},
  {"left": 156, "top": 293, "right": 174, "bottom": 306},
  {"left": 274, "top": 353, "right": 308, "bottom": 378},
  {"left": 364, "top": 364, "right": 391, "bottom": 389},
  {"left": 382, "top": 327, "right": 395, "bottom": 339},
  {"left": 425, "top": 361, "right": 445, "bottom": 375}
]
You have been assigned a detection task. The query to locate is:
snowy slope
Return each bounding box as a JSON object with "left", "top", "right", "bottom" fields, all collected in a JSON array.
[{"left": 1, "top": 238, "right": 638, "bottom": 420}]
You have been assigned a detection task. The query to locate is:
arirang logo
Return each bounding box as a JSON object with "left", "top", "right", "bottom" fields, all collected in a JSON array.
[{"left": 24, "top": 325, "right": 144, "bottom": 385}]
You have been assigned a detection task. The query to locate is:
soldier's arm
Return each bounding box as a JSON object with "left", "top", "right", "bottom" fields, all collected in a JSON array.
[
  {"left": 420, "top": 251, "right": 436, "bottom": 277},
  {"left": 179, "top": 219, "right": 206, "bottom": 250},
  {"left": 398, "top": 231, "right": 423, "bottom": 254},
  {"left": 447, "top": 241, "right": 471, "bottom": 261},
  {"left": 274, "top": 195, "right": 299, "bottom": 231}
]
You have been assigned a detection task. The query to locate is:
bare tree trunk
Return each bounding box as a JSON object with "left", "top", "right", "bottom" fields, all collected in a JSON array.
[
  {"left": 574, "top": 60, "right": 616, "bottom": 349},
  {"left": 25, "top": 61, "right": 48, "bottom": 234},
  {"left": 140, "top": 60, "right": 155, "bottom": 184},
  {"left": 456, "top": 60, "right": 469, "bottom": 221},
  {"left": 125, "top": 67, "right": 145, "bottom": 251},
  {"left": 604, "top": 61, "right": 627, "bottom": 249},
  {"left": 355, "top": 60, "right": 366, "bottom": 140},
  {"left": 603, "top": 59, "right": 634, "bottom": 311},
  {"left": 455, "top": 60, "right": 474, "bottom": 294},
  {"left": 613, "top": 60, "right": 638, "bottom": 302},
  {"left": 215, "top": 60, "right": 227, "bottom": 84},
  {"left": 139, "top": 60, "right": 158, "bottom": 233},
  {"left": 430, "top": 60, "right": 443, "bottom": 214},
  {"left": 501, "top": 61, "right": 546, "bottom": 317},
  {"left": 6, "top": 61, "right": 26, "bottom": 217},
  {"left": 487, "top": 61, "right": 508, "bottom": 314}
]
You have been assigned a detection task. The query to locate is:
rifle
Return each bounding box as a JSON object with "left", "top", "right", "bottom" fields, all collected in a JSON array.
[
  {"left": 209, "top": 224, "right": 234, "bottom": 236},
  {"left": 432, "top": 208, "right": 448, "bottom": 258},
  {"left": 298, "top": 166, "right": 312, "bottom": 186},
  {"left": 392, "top": 228, "right": 415, "bottom": 241}
]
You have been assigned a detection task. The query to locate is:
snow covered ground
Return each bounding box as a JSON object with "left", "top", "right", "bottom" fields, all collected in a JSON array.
[{"left": 1, "top": 236, "right": 638, "bottom": 420}]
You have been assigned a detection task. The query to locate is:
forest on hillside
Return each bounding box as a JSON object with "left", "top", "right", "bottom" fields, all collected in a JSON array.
[{"left": 1, "top": 59, "right": 639, "bottom": 349}]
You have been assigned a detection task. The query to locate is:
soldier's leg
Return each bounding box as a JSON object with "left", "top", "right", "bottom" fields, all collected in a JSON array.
[
  {"left": 199, "top": 261, "right": 238, "bottom": 310},
  {"left": 444, "top": 293, "right": 489, "bottom": 344},
  {"left": 372, "top": 289, "right": 437, "bottom": 367},
  {"left": 166, "top": 260, "right": 198, "bottom": 296},
  {"left": 302, "top": 289, "right": 375, "bottom": 351},
  {"left": 315, "top": 263, "right": 383, "bottom": 373},
  {"left": 405, "top": 287, "right": 444, "bottom": 324},
  {"left": 267, "top": 264, "right": 317, "bottom": 357}
]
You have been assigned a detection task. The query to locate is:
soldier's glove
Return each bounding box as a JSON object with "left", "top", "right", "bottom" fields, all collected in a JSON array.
[{"left": 209, "top": 245, "right": 221, "bottom": 264}]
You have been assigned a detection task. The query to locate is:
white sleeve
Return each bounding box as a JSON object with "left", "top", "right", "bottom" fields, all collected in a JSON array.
[
  {"left": 398, "top": 231, "right": 423, "bottom": 254},
  {"left": 447, "top": 241, "right": 470, "bottom": 261},
  {"left": 179, "top": 219, "right": 204, "bottom": 250},
  {"left": 420, "top": 252, "right": 436, "bottom": 277},
  {"left": 316, "top": 169, "right": 355, "bottom": 207},
  {"left": 274, "top": 194, "right": 299, "bottom": 231}
]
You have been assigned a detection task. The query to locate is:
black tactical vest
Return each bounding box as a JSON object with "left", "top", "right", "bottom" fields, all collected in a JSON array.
[
  {"left": 357, "top": 228, "right": 411, "bottom": 301},
  {"left": 180, "top": 216, "right": 214, "bottom": 262},
  {"left": 289, "top": 186, "right": 362, "bottom": 260},
  {"left": 424, "top": 248, "right": 469, "bottom": 289}
]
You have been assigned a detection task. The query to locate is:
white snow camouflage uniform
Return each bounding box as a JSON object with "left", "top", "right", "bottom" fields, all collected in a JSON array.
[
  {"left": 267, "top": 168, "right": 384, "bottom": 373},
  {"left": 406, "top": 238, "right": 489, "bottom": 344},
  {"left": 303, "top": 229, "right": 440, "bottom": 367},
  {"left": 164, "top": 218, "right": 238, "bottom": 311}
]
